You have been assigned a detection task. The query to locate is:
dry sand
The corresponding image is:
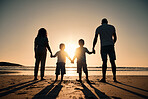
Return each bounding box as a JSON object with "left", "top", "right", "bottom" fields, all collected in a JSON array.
[{"left": 0, "top": 75, "right": 148, "bottom": 99}]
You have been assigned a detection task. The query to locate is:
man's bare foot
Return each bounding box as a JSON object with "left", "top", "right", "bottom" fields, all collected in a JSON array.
[
  {"left": 41, "top": 78, "right": 46, "bottom": 81},
  {"left": 99, "top": 78, "right": 106, "bottom": 83},
  {"left": 113, "top": 78, "right": 118, "bottom": 82}
]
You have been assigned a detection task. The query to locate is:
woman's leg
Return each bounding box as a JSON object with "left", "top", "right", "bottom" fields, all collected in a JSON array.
[
  {"left": 41, "top": 53, "right": 47, "bottom": 80},
  {"left": 34, "top": 58, "right": 40, "bottom": 80}
]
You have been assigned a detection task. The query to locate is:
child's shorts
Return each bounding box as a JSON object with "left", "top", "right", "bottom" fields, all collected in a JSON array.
[
  {"left": 77, "top": 61, "right": 88, "bottom": 74},
  {"left": 55, "top": 62, "right": 66, "bottom": 75}
]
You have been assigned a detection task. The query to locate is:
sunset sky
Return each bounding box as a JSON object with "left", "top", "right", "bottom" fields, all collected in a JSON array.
[{"left": 0, "top": 0, "right": 148, "bottom": 66}]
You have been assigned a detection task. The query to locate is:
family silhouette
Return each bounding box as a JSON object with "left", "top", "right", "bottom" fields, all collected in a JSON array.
[{"left": 34, "top": 18, "right": 117, "bottom": 83}]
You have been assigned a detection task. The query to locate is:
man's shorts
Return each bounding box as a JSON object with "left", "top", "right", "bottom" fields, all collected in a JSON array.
[
  {"left": 55, "top": 62, "right": 66, "bottom": 75},
  {"left": 77, "top": 61, "right": 88, "bottom": 74},
  {"left": 101, "top": 45, "right": 116, "bottom": 61}
]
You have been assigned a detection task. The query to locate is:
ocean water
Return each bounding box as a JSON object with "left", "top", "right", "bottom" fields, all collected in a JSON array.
[{"left": 0, "top": 66, "right": 148, "bottom": 76}]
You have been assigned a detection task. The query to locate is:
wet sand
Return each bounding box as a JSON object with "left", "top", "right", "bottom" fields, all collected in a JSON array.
[{"left": 0, "top": 75, "right": 148, "bottom": 99}]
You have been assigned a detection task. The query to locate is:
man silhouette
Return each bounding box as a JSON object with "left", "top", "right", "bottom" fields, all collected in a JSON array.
[{"left": 92, "top": 18, "right": 117, "bottom": 82}]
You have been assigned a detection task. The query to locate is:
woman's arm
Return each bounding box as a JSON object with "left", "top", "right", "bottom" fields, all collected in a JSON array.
[
  {"left": 47, "top": 43, "right": 52, "bottom": 54},
  {"left": 34, "top": 39, "right": 37, "bottom": 58}
]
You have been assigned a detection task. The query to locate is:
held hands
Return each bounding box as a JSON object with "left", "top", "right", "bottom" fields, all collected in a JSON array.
[
  {"left": 92, "top": 48, "right": 96, "bottom": 54},
  {"left": 50, "top": 53, "right": 53, "bottom": 58},
  {"left": 71, "top": 60, "right": 74, "bottom": 64}
]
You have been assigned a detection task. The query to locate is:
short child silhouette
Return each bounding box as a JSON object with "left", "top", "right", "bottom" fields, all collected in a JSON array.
[{"left": 51, "top": 43, "right": 71, "bottom": 82}]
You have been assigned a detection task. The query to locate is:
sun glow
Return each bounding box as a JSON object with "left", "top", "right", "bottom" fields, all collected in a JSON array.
[{"left": 65, "top": 43, "right": 78, "bottom": 59}]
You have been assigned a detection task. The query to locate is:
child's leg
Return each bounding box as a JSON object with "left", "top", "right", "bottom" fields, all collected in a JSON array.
[
  {"left": 61, "top": 74, "right": 64, "bottom": 81},
  {"left": 61, "top": 62, "right": 65, "bottom": 82},
  {"left": 85, "top": 71, "right": 88, "bottom": 80},
  {"left": 79, "top": 73, "right": 82, "bottom": 81},
  {"left": 83, "top": 62, "right": 89, "bottom": 80},
  {"left": 55, "top": 63, "right": 60, "bottom": 81},
  {"left": 55, "top": 74, "right": 58, "bottom": 81}
]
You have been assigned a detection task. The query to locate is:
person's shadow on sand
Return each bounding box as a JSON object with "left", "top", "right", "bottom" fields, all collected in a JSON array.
[
  {"left": 75, "top": 82, "right": 98, "bottom": 99},
  {"left": 106, "top": 82, "right": 148, "bottom": 99},
  {"left": 0, "top": 80, "right": 40, "bottom": 97},
  {"left": 75, "top": 82, "right": 111, "bottom": 99},
  {"left": 116, "top": 81, "right": 148, "bottom": 92},
  {"left": 87, "top": 82, "right": 111, "bottom": 99},
  {"left": 33, "top": 81, "right": 63, "bottom": 99}
]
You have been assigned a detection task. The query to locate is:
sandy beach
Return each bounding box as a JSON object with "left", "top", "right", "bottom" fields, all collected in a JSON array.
[{"left": 0, "top": 75, "right": 147, "bottom": 99}]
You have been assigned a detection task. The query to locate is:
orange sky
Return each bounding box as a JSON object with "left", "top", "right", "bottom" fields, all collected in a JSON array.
[{"left": 0, "top": 0, "right": 148, "bottom": 66}]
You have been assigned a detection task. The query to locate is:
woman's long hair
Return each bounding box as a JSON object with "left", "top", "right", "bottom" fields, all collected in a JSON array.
[{"left": 37, "top": 28, "right": 47, "bottom": 37}]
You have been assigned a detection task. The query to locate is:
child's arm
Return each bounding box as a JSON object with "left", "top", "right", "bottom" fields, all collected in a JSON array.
[
  {"left": 67, "top": 56, "right": 72, "bottom": 61},
  {"left": 65, "top": 52, "right": 72, "bottom": 61},
  {"left": 71, "top": 57, "right": 75, "bottom": 63},
  {"left": 71, "top": 49, "right": 78, "bottom": 63}
]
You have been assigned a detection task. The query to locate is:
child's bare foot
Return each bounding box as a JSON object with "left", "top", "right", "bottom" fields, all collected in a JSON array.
[
  {"left": 41, "top": 78, "right": 46, "bottom": 81},
  {"left": 76, "top": 79, "right": 82, "bottom": 83},
  {"left": 86, "top": 79, "right": 90, "bottom": 83},
  {"left": 34, "top": 77, "right": 38, "bottom": 80}
]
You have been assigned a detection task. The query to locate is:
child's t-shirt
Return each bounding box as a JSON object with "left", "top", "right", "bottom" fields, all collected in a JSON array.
[
  {"left": 55, "top": 50, "right": 69, "bottom": 63},
  {"left": 75, "top": 47, "right": 89, "bottom": 62}
]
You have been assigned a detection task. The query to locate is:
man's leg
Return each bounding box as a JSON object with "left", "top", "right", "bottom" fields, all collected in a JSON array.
[
  {"left": 100, "top": 60, "right": 107, "bottom": 82},
  {"left": 100, "top": 46, "right": 108, "bottom": 82},
  {"left": 110, "top": 60, "right": 117, "bottom": 82}
]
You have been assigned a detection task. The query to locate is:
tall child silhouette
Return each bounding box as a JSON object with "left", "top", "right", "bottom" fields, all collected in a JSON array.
[
  {"left": 34, "top": 28, "right": 52, "bottom": 80},
  {"left": 72, "top": 39, "right": 94, "bottom": 82}
]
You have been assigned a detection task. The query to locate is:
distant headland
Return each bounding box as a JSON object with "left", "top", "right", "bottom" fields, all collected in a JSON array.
[{"left": 0, "top": 62, "right": 23, "bottom": 66}]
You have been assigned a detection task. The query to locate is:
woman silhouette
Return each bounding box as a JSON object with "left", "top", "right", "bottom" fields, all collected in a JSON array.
[{"left": 34, "top": 28, "right": 52, "bottom": 80}]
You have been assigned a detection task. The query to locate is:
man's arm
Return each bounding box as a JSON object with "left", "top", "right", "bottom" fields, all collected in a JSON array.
[
  {"left": 92, "top": 31, "right": 98, "bottom": 54},
  {"left": 112, "top": 32, "right": 117, "bottom": 44},
  {"left": 93, "top": 33, "right": 98, "bottom": 49},
  {"left": 86, "top": 48, "right": 93, "bottom": 54}
]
